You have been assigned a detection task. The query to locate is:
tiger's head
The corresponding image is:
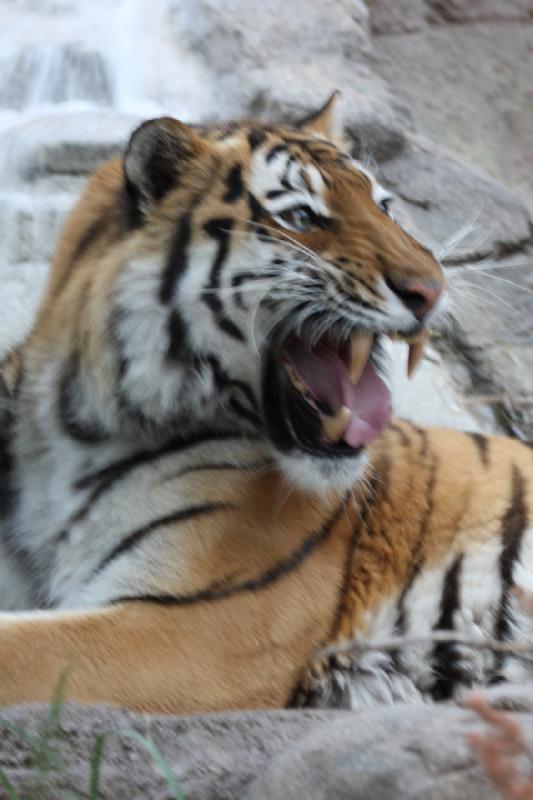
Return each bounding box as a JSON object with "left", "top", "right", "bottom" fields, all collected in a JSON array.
[{"left": 48, "top": 93, "right": 446, "bottom": 493}]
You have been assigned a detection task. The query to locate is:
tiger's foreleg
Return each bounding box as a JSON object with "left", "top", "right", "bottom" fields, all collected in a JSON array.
[{"left": 0, "top": 597, "right": 320, "bottom": 713}]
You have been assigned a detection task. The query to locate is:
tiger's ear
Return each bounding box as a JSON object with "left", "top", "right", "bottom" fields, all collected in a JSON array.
[
  {"left": 124, "top": 117, "right": 207, "bottom": 219},
  {"left": 298, "top": 91, "right": 345, "bottom": 148}
]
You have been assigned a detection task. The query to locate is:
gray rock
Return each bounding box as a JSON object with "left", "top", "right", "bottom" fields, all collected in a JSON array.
[
  {"left": 245, "top": 703, "right": 505, "bottom": 800},
  {"left": 425, "top": 0, "right": 533, "bottom": 23},
  {"left": 0, "top": 189, "right": 76, "bottom": 264},
  {"left": 370, "top": 0, "right": 429, "bottom": 35},
  {"left": 0, "top": 261, "right": 51, "bottom": 359},
  {"left": 370, "top": 0, "right": 533, "bottom": 33},
  {"left": 0, "top": 704, "right": 347, "bottom": 800},
  {"left": 0, "top": 110, "right": 140, "bottom": 182},
  {"left": 177, "top": 0, "right": 413, "bottom": 161},
  {"left": 442, "top": 249, "right": 533, "bottom": 440},
  {"left": 2, "top": 693, "right": 532, "bottom": 800},
  {"left": 378, "top": 140, "right": 533, "bottom": 262},
  {"left": 370, "top": 4, "right": 533, "bottom": 211}
]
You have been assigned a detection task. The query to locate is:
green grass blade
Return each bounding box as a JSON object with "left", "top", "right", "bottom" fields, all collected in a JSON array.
[
  {"left": 0, "top": 717, "right": 32, "bottom": 744},
  {"left": 120, "top": 730, "right": 185, "bottom": 800},
  {"left": 0, "top": 768, "right": 21, "bottom": 800},
  {"left": 89, "top": 734, "right": 106, "bottom": 800},
  {"left": 46, "top": 668, "right": 69, "bottom": 733}
]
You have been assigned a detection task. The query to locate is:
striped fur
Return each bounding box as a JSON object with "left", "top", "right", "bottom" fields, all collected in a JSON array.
[{"left": 0, "top": 96, "right": 531, "bottom": 713}]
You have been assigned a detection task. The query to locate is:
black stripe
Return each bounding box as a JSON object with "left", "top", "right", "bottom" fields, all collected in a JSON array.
[
  {"left": 202, "top": 219, "right": 245, "bottom": 342},
  {"left": 61, "top": 458, "right": 271, "bottom": 544},
  {"left": 223, "top": 164, "right": 243, "bottom": 203},
  {"left": 0, "top": 384, "right": 40, "bottom": 586},
  {"left": 248, "top": 192, "right": 263, "bottom": 222},
  {"left": 491, "top": 465, "right": 528, "bottom": 679},
  {"left": 231, "top": 270, "right": 269, "bottom": 311},
  {"left": 166, "top": 308, "right": 190, "bottom": 362},
  {"left": 328, "top": 468, "right": 388, "bottom": 642},
  {"left": 206, "top": 355, "right": 259, "bottom": 418},
  {"left": 468, "top": 432, "right": 490, "bottom": 466},
  {"left": 160, "top": 213, "right": 192, "bottom": 305},
  {"left": 58, "top": 355, "right": 110, "bottom": 444},
  {"left": 266, "top": 144, "right": 288, "bottom": 163},
  {"left": 74, "top": 430, "right": 257, "bottom": 492},
  {"left": 389, "top": 422, "right": 411, "bottom": 448},
  {"left": 160, "top": 458, "right": 272, "bottom": 486},
  {"left": 281, "top": 155, "right": 296, "bottom": 191},
  {"left": 430, "top": 555, "right": 464, "bottom": 701},
  {"left": 347, "top": 293, "right": 380, "bottom": 313},
  {"left": 248, "top": 129, "right": 267, "bottom": 150},
  {"left": 112, "top": 501, "right": 346, "bottom": 606},
  {"left": 96, "top": 502, "right": 229, "bottom": 575},
  {"left": 55, "top": 214, "right": 108, "bottom": 296},
  {"left": 228, "top": 397, "right": 262, "bottom": 428},
  {"left": 394, "top": 455, "right": 437, "bottom": 638},
  {"left": 265, "top": 189, "right": 289, "bottom": 201},
  {"left": 346, "top": 265, "right": 381, "bottom": 297},
  {"left": 417, "top": 427, "right": 429, "bottom": 459}
]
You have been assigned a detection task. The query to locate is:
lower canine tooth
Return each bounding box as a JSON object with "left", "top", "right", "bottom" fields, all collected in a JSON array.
[
  {"left": 323, "top": 406, "right": 352, "bottom": 443},
  {"left": 349, "top": 332, "right": 373, "bottom": 385},
  {"left": 407, "top": 331, "right": 430, "bottom": 379}
]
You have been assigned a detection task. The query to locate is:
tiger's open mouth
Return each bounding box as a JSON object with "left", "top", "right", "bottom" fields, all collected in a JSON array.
[{"left": 263, "top": 328, "right": 428, "bottom": 456}]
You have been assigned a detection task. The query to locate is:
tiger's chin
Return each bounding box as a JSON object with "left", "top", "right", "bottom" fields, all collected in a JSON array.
[
  {"left": 262, "top": 327, "right": 427, "bottom": 494},
  {"left": 276, "top": 449, "right": 370, "bottom": 496}
]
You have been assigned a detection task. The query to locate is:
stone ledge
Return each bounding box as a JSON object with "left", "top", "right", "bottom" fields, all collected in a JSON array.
[{"left": 2, "top": 687, "right": 533, "bottom": 799}]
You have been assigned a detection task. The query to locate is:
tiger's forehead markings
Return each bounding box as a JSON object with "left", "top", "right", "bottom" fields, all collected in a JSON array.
[{"left": 248, "top": 137, "right": 331, "bottom": 218}]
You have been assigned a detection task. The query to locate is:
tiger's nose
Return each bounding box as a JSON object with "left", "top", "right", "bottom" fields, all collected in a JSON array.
[{"left": 386, "top": 277, "right": 444, "bottom": 320}]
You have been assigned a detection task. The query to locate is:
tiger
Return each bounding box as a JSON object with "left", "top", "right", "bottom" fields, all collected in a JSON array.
[{"left": 0, "top": 92, "right": 532, "bottom": 715}]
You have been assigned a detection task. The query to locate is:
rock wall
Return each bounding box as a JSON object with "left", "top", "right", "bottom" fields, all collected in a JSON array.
[{"left": 2, "top": 0, "right": 532, "bottom": 434}]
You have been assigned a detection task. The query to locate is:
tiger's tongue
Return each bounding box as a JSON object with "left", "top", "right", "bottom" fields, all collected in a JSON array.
[{"left": 286, "top": 342, "right": 391, "bottom": 447}]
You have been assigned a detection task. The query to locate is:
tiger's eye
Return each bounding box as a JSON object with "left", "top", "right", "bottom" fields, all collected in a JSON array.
[{"left": 279, "top": 206, "right": 313, "bottom": 231}]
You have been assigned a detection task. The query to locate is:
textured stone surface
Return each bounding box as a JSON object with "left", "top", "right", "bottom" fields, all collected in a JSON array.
[
  {"left": 444, "top": 250, "right": 533, "bottom": 439},
  {"left": 378, "top": 140, "right": 533, "bottom": 261},
  {"left": 2, "top": 695, "right": 533, "bottom": 799},
  {"left": 370, "top": 1, "right": 533, "bottom": 210},
  {"left": 245, "top": 703, "right": 504, "bottom": 800},
  {"left": 179, "top": 0, "right": 413, "bottom": 161},
  {"left": 0, "top": 260, "right": 50, "bottom": 358},
  {"left": 370, "top": 0, "right": 428, "bottom": 34},
  {"left": 0, "top": 704, "right": 346, "bottom": 799},
  {"left": 370, "top": 0, "right": 533, "bottom": 34},
  {"left": 425, "top": 0, "right": 533, "bottom": 23},
  {"left": 0, "top": 110, "right": 139, "bottom": 181}
]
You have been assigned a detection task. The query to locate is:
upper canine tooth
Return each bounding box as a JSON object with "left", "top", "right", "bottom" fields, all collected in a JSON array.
[
  {"left": 349, "top": 332, "right": 373, "bottom": 385},
  {"left": 323, "top": 406, "right": 352, "bottom": 443},
  {"left": 284, "top": 362, "right": 306, "bottom": 394},
  {"left": 407, "top": 330, "right": 430, "bottom": 379}
]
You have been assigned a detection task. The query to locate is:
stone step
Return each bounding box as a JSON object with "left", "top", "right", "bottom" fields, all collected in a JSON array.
[
  {"left": 0, "top": 188, "right": 77, "bottom": 265},
  {"left": 0, "top": 260, "right": 50, "bottom": 358},
  {"left": 0, "top": 109, "right": 139, "bottom": 183}
]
